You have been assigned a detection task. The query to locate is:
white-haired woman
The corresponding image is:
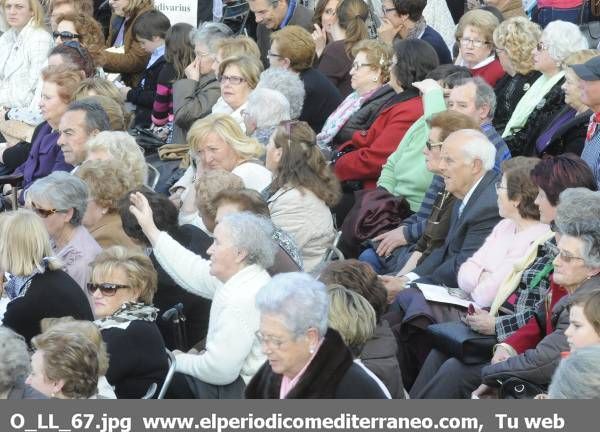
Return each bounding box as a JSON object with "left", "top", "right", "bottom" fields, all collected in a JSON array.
[
  {"left": 129, "top": 193, "right": 275, "bottom": 398},
  {"left": 243, "top": 88, "right": 291, "bottom": 146},
  {"left": 502, "top": 21, "right": 589, "bottom": 156},
  {"left": 0, "top": 327, "right": 45, "bottom": 399},
  {"left": 256, "top": 67, "right": 305, "bottom": 121},
  {"left": 245, "top": 272, "right": 387, "bottom": 398},
  {"left": 26, "top": 172, "right": 102, "bottom": 291}
]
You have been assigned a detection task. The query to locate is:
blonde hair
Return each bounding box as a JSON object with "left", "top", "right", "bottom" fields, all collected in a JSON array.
[
  {"left": 122, "top": 0, "right": 153, "bottom": 17},
  {"left": 327, "top": 284, "right": 376, "bottom": 356},
  {"left": 187, "top": 113, "right": 264, "bottom": 162},
  {"left": 1, "top": 0, "right": 46, "bottom": 28},
  {"left": 90, "top": 246, "right": 158, "bottom": 305},
  {"left": 456, "top": 9, "right": 499, "bottom": 45},
  {"left": 218, "top": 55, "right": 263, "bottom": 89},
  {"left": 77, "top": 95, "right": 126, "bottom": 131},
  {"left": 0, "top": 210, "right": 61, "bottom": 276},
  {"left": 214, "top": 35, "right": 261, "bottom": 60},
  {"left": 86, "top": 131, "right": 147, "bottom": 187},
  {"left": 493, "top": 17, "right": 541, "bottom": 75},
  {"left": 270, "top": 25, "right": 316, "bottom": 72},
  {"left": 351, "top": 39, "right": 393, "bottom": 85},
  {"left": 73, "top": 77, "right": 123, "bottom": 103},
  {"left": 563, "top": 49, "right": 600, "bottom": 68},
  {"left": 76, "top": 159, "right": 136, "bottom": 211}
]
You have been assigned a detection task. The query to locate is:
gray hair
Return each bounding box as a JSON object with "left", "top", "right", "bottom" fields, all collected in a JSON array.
[
  {"left": 548, "top": 345, "right": 600, "bottom": 398},
  {"left": 555, "top": 188, "right": 600, "bottom": 267},
  {"left": 447, "top": 129, "right": 496, "bottom": 172},
  {"left": 257, "top": 68, "right": 305, "bottom": 120},
  {"left": 543, "top": 21, "right": 589, "bottom": 63},
  {"left": 246, "top": 88, "right": 291, "bottom": 129},
  {"left": 457, "top": 76, "right": 497, "bottom": 119},
  {"left": 256, "top": 272, "right": 329, "bottom": 338},
  {"left": 220, "top": 212, "right": 276, "bottom": 269},
  {"left": 189, "top": 22, "right": 233, "bottom": 52},
  {"left": 26, "top": 172, "right": 89, "bottom": 226},
  {"left": 0, "top": 327, "right": 30, "bottom": 394},
  {"left": 65, "top": 100, "right": 111, "bottom": 134}
]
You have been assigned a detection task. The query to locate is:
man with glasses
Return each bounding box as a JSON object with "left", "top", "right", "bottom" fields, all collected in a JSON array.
[{"left": 247, "top": 0, "right": 314, "bottom": 67}]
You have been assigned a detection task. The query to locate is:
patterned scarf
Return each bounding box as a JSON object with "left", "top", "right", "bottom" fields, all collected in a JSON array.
[
  {"left": 586, "top": 112, "right": 600, "bottom": 142},
  {"left": 94, "top": 302, "right": 158, "bottom": 331},
  {"left": 4, "top": 258, "right": 51, "bottom": 300},
  {"left": 406, "top": 17, "right": 427, "bottom": 41}
]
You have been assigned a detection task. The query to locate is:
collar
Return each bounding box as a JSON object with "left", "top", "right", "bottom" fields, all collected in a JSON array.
[
  {"left": 280, "top": 0, "right": 297, "bottom": 29},
  {"left": 459, "top": 55, "right": 496, "bottom": 70},
  {"left": 147, "top": 44, "right": 165, "bottom": 68},
  {"left": 460, "top": 174, "right": 485, "bottom": 210}
]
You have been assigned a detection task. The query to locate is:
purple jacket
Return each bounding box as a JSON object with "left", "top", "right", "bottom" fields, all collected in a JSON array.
[{"left": 14, "top": 122, "right": 73, "bottom": 193}]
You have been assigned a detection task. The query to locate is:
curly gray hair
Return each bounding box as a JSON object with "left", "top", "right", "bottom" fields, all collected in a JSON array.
[
  {"left": 189, "top": 22, "right": 233, "bottom": 51},
  {"left": 548, "top": 344, "right": 600, "bottom": 398},
  {"left": 246, "top": 88, "right": 291, "bottom": 129},
  {"left": 0, "top": 327, "right": 30, "bottom": 395},
  {"left": 555, "top": 188, "right": 600, "bottom": 268},
  {"left": 257, "top": 68, "right": 305, "bottom": 120},
  {"left": 256, "top": 272, "right": 329, "bottom": 338},
  {"left": 542, "top": 21, "right": 588, "bottom": 63},
  {"left": 220, "top": 212, "right": 276, "bottom": 269}
]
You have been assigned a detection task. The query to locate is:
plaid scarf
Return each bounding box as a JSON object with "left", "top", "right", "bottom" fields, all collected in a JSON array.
[
  {"left": 4, "top": 258, "right": 51, "bottom": 300},
  {"left": 94, "top": 302, "right": 158, "bottom": 331}
]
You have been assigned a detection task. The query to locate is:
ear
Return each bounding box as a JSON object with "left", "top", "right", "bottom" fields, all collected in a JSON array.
[
  {"left": 63, "top": 207, "right": 75, "bottom": 225},
  {"left": 306, "top": 327, "right": 320, "bottom": 350},
  {"left": 477, "top": 103, "right": 491, "bottom": 122},
  {"left": 273, "top": 146, "right": 283, "bottom": 165},
  {"left": 281, "top": 57, "right": 292, "bottom": 70},
  {"left": 235, "top": 247, "right": 249, "bottom": 264},
  {"left": 472, "top": 157, "right": 484, "bottom": 174},
  {"left": 51, "top": 379, "right": 65, "bottom": 396}
]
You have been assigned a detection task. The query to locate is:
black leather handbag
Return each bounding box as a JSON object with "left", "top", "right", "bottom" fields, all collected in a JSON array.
[
  {"left": 129, "top": 127, "right": 165, "bottom": 155},
  {"left": 427, "top": 321, "right": 497, "bottom": 364},
  {"left": 499, "top": 377, "right": 545, "bottom": 399}
]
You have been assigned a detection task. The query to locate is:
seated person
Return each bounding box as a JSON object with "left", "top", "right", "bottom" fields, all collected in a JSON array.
[
  {"left": 243, "top": 88, "right": 291, "bottom": 146},
  {"left": 0, "top": 327, "right": 46, "bottom": 399}
]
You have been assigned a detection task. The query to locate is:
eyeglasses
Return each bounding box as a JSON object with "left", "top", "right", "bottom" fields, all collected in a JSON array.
[
  {"left": 53, "top": 31, "right": 80, "bottom": 41},
  {"left": 255, "top": 331, "right": 291, "bottom": 349},
  {"left": 31, "top": 203, "right": 67, "bottom": 218},
  {"left": 554, "top": 248, "right": 586, "bottom": 264},
  {"left": 459, "top": 38, "right": 488, "bottom": 48},
  {"left": 494, "top": 181, "right": 508, "bottom": 192},
  {"left": 351, "top": 61, "right": 374, "bottom": 71},
  {"left": 87, "top": 283, "right": 131, "bottom": 296},
  {"left": 537, "top": 41, "right": 548, "bottom": 51},
  {"left": 267, "top": 50, "right": 283, "bottom": 59},
  {"left": 425, "top": 139, "right": 443, "bottom": 151},
  {"left": 324, "top": 7, "right": 337, "bottom": 16},
  {"left": 63, "top": 40, "right": 87, "bottom": 61},
  {"left": 382, "top": 5, "right": 396, "bottom": 14},
  {"left": 494, "top": 46, "right": 506, "bottom": 54},
  {"left": 218, "top": 74, "right": 246, "bottom": 85}
]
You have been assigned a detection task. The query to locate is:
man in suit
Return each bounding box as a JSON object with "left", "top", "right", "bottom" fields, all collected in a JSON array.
[{"left": 247, "top": 0, "right": 314, "bottom": 67}]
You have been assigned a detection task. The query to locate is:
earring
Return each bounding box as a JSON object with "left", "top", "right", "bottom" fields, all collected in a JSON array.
[
  {"left": 372, "top": 76, "right": 378, "bottom": 82},
  {"left": 309, "top": 347, "right": 315, "bottom": 354}
]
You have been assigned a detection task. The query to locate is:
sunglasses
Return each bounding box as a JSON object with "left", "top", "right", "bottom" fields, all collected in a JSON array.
[
  {"left": 53, "top": 31, "right": 80, "bottom": 40},
  {"left": 87, "top": 283, "right": 131, "bottom": 296},
  {"left": 31, "top": 203, "right": 67, "bottom": 218}
]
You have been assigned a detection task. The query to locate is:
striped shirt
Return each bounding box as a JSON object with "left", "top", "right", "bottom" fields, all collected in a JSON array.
[{"left": 481, "top": 121, "right": 512, "bottom": 173}]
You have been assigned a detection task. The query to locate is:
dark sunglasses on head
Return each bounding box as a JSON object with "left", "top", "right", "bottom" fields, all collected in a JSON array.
[
  {"left": 53, "top": 31, "right": 80, "bottom": 40},
  {"left": 62, "top": 40, "right": 87, "bottom": 62},
  {"left": 87, "top": 283, "right": 131, "bottom": 296}
]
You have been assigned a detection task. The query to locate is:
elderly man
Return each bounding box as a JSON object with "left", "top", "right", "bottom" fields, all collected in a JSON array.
[
  {"left": 57, "top": 100, "right": 111, "bottom": 172},
  {"left": 248, "top": 0, "right": 314, "bottom": 67},
  {"left": 243, "top": 88, "right": 291, "bottom": 145},
  {"left": 573, "top": 56, "right": 600, "bottom": 189}
]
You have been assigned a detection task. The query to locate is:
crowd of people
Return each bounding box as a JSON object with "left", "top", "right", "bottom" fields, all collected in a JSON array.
[{"left": 1, "top": 0, "right": 600, "bottom": 400}]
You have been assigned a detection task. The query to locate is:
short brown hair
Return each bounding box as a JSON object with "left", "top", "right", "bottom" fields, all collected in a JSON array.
[
  {"left": 501, "top": 156, "right": 542, "bottom": 221},
  {"left": 90, "top": 246, "right": 158, "bottom": 305},
  {"left": 213, "top": 189, "right": 270, "bottom": 217},
  {"left": 319, "top": 259, "right": 387, "bottom": 322},
  {"left": 41, "top": 65, "right": 83, "bottom": 104},
  {"left": 456, "top": 9, "right": 499, "bottom": 45},
  {"left": 76, "top": 159, "right": 135, "bottom": 211},
  {"left": 31, "top": 331, "right": 99, "bottom": 399},
  {"left": 270, "top": 25, "right": 316, "bottom": 72},
  {"left": 569, "top": 285, "right": 600, "bottom": 336},
  {"left": 215, "top": 35, "right": 261, "bottom": 60},
  {"left": 55, "top": 12, "right": 106, "bottom": 66},
  {"left": 426, "top": 110, "right": 480, "bottom": 141},
  {"left": 218, "top": 55, "right": 263, "bottom": 89}
]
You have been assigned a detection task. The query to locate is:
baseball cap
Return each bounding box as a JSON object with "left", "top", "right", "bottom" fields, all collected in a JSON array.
[{"left": 572, "top": 56, "right": 600, "bottom": 81}]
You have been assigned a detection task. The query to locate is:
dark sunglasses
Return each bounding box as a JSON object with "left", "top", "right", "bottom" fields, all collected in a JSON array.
[
  {"left": 53, "top": 31, "right": 80, "bottom": 40},
  {"left": 31, "top": 203, "right": 67, "bottom": 218},
  {"left": 87, "top": 283, "right": 131, "bottom": 296}
]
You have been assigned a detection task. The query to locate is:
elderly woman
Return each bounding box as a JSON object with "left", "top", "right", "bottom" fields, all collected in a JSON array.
[
  {"left": 378, "top": 0, "right": 451, "bottom": 65},
  {"left": 26, "top": 172, "right": 102, "bottom": 291},
  {"left": 1, "top": 209, "right": 94, "bottom": 343},
  {"left": 54, "top": 12, "right": 106, "bottom": 68},
  {"left": 245, "top": 272, "right": 386, "bottom": 398},
  {"left": 454, "top": 9, "right": 504, "bottom": 87},
  {"left": 269, "top": 25, "right": 343, "bottom": 133},
  {"left": 492, "top": 17, "right": 542, "bottom": 134},
  {"left": 319, "top": 259, "right": 405, "bottom": 398},
  {"left": 0, "top": 0, "right": 53, "bottom": 109},
  {"left": 502, "top": 21, "right": 588, "bottom": 156},
  {"left": 243, "top": 88, "right": 291, "bottom": 145},
  {"left": 211, "top": 55, "right": 263, "bottom": 131},
  {"left": 103, "top": 0, "right": 154, "bottom": 87},
  {"left": 129, "top": 192, "right": 275, "bottom": 398},
  {"left": 535, "top": 50, "right": 599, "bottom": 156},
  {"left": 265, "top": 121, "right": 341, "bottom": 271},
  {"left": 89, "top": 246, "right": 168, "bottom": 399},
  {"left": 26, "top": 330, "right": 99, "bottom": 399},
  {"left": 76, "top": 159, "right": 139, "bottom": 249},
  {"left": 0, "top": 327, "right": 45, "bottom": 399},
  {"left": 256, "top": 67, "right": 305, "bottom": 121},
  {"left": 333, "top": 38, "right": 437, "bottom": 192},
  {"left": 172, "top": 22, "right": 232, "bottom": 145},
  {"left": 317, "top": 39, "right": 394, "bottom": 151},
  {"left": 85, "top": 131, "right": 147, "bottom": 186}
]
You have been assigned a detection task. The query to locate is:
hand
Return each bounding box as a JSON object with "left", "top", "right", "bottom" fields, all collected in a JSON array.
[
  {"left": 185, "top": 58, "right": 201, "bottom": 81},
  {"left": 118, "top": 86, "right": 131, "bottom": 101},
  {"left": 378, "top": 18, "right": 399, "bottom": 45},
  {"left": 472, "top": 383, "right": 498, "bottom": 399},
  {"left": 465, "top": 307, "right": 496, "bottom": 335},
  {"left": 491, "top": 345, "right": 512, "bottom": 364},
  {"left": 312, "top": 24, "right": 327, "bottom": 58},
  {"left": 373, "top": 226, "right": 407, "bottom": 257},
  {"left": 169, "top": 187, "right": 184, "bottom": 209},
  {"left": 381, "top": 275, "right": 408, "bottom": 303},
  {"left": 412, "top": 79, "right": 443, "bottom": 95},
  {"left": 129, "top": 191, "right": 161, "bottom": 245}
]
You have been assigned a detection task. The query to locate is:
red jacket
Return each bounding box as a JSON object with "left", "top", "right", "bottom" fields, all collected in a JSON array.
[
  {"left": 470, "top": 58, "right": 505, "bottom": 88},
  {"left": 334, "top": 90, "right": 423, "bottom": 190}
]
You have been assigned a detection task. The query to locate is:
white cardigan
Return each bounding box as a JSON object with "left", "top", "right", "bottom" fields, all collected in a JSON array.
[
  {"left": 153, "top": 232, "right": 270, "bottom": 385},
  {"left": 0, "top": 19, "right": 53, "bottom": 108}
]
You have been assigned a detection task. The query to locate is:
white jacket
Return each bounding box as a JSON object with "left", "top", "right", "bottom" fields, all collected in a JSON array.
[
  {"left": 268, "top": 187, "right": 335, "bottom": 272},
  {"left": 0, "top": 19, "right": 53, "bottom": 108},
  {"left": 153, "top": 232, "right": 269, "bottom": 385}
]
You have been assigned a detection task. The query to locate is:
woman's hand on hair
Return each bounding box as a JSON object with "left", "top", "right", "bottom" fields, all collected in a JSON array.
[
  {"left": 129, "top": 191, "right": 161, "bottom": 246},
  {"left": 185, "top": 58, "right": 201, "bottom": 81},
  {"left": 312, "top": 24, "right": 327, "bottom": 58}
]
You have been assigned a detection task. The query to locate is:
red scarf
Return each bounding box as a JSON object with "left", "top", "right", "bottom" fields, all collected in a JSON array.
[{"left": 586, "top": 112, "right": 600, "bottom": 142}]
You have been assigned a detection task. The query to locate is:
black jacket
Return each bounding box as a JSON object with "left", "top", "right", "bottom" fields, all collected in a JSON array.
[
  {"left": 493, "top": 71, "right": 541, "bottom": 134},
  {"left": 126, "top": 55, "right": 167, "bottom": 128},
  {"left": 299, "top": 68, "right": 343, "bottom": 134},
  {"left": 3, "top": 269, "right": 94, "bottom": 344},
  {"left": 245, "top": 328, "right": 387, "bottom": 399},
  {"left": 539, "top": 107, "right": 591, "bottom": 157}
]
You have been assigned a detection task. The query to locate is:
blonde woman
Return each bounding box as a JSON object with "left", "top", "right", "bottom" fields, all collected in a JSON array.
[{"left": 1, "top": 209, "right": 94, "bottom": 343}]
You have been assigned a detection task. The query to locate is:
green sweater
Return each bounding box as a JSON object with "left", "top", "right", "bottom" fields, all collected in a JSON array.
[{"left": 377, "top": 88, "right": 446, "bottom": 211}]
